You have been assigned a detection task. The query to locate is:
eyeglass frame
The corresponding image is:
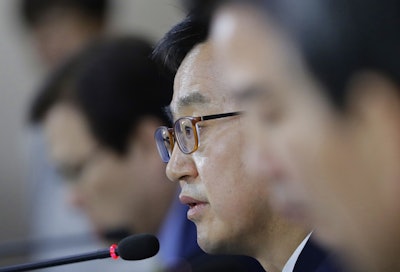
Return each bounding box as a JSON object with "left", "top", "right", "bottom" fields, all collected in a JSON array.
[{"left": 154, "top": 111, "right": 243, "bottom": 163}]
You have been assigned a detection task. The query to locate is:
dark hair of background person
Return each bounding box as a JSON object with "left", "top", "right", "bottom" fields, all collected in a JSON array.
[
  {"left": 177, "top": 0, "right": 400, "bottom": 110},
  {"left": 259, "top": 0, "right": 400, "bottom": 110},
  {"left": 20, "top": 0, "right": 109, "bottom": 27},
  {"left": 29, "top": 34, "right": 174, "bottom": 156}
]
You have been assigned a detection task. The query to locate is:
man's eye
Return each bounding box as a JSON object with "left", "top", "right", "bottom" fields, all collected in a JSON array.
[{"left": 184, "top": 126, "right": 193, "bottom": 137}]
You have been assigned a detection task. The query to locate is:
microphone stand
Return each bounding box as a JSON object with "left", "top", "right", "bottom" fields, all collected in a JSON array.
[
  {"left": 0, "top": 249, "right": 112, "bottom": 272},
  {"left": 0, "top": 233, "right": 159, "bottom": 272},
  {"left": 0, "top": 233, "right": 96, "bottom": 259}
]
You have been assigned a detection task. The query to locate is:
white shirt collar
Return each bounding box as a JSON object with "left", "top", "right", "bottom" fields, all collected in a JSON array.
[{"left": 282, "top": 232, "right": 312, "bottom": 272}]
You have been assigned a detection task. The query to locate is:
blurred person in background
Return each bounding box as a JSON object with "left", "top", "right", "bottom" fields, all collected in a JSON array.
[
  {"left": 15, "top": 0, "right": 112, "bottom": 267},
  {"left": 207, "top": 0, "right": 400, "bottom": 271},
  {"left": 19, "top": 0, "right": 109, "bottom": 70},
  {"left": 151, "top": 6, "right": 343, "bottom": 272},
  {"left": 27, "top": 34, "right": 165, "bottom": 272},
  {"left": 29, "top": 34, "right": 264, "bottom": 272}
]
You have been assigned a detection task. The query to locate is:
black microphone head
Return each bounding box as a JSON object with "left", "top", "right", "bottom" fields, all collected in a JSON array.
[{"left": 117, "top": 233, "right": 159, "bottom": 260}]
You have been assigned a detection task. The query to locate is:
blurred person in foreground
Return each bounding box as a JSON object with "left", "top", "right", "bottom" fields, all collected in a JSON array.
[
  {"left": 205, "top": 0, "right": 400, "bottom": 271},
  {"left": 151, "top": 6, "right": 343, "bottom": 272},
  {"left": 29, "top": 34, "right": 262, "bottom": 272},
  {"left": 19, "top": 0, "right": 109, "bottom": 70}
]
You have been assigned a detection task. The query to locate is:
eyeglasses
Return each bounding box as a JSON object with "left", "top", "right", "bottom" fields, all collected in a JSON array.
[{"left": 154, "top": 111, "right": 243, "bottom": 163}]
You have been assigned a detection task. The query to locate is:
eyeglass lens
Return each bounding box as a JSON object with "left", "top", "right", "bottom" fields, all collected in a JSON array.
[{"left": 174, "top": 118, "right": 197, "bottom": 154}]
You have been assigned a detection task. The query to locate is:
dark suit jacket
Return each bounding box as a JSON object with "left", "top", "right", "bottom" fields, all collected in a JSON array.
[
  {"left": 294, "top": 236, "right": 346, "bottom": 272},
  {"left": 185, "top": 235, "right": 345, "bottom": 272}
]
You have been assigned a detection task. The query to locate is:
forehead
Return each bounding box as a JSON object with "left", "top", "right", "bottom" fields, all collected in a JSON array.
[
  {"left": 171, "top": 41, "right": 235, "bottom": 118},
  {"left": 211, "top": 3, "right": 300, "bottom": 90}
]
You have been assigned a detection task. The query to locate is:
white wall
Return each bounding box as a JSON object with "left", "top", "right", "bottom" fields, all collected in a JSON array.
[
  {"left": 108, "top": 0, "right": 184, "bottom": 40},
  {"left": 0, "top": 0, "right": 39, "bottom": 243}
]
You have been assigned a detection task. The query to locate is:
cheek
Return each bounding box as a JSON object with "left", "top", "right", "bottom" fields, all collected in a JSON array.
[
  {"left": 201, "top": 141, "right": 268, "bottom": 220},
  {"left": 244, "top": 120, "right": 294, "bottom": 183},
  {"left": 245, "top": 116, "right": 322, "bottom": 216},
  {"left": 293, "top": 123, "right": 345, "bottom": 191},
  {"left": 86, "top": 164, "right": 114, "bottom": 194},
  {"left": 83, "top": 159, "right": 130, "bottom": 210},
  {"left": 288, "top": 121, "right": 360, "bottom": 233},
  {"left": 198, "top": 131, "right": 246, "bottom": 202},
  {"left": 277, "top": 123, "right": 335, "bottom": 203},
  {"left": 208, "top": 173, "right": 272, "bottom": 244}
]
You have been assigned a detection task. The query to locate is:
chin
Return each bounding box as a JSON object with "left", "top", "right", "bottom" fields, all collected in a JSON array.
[
  {"left": 197, "top": 230, "right": 238, "bottom": 255},
  {"left": 196, "top": 227, "right": 219, "bottom": 253},
  {"left": 198, "top": 240, "right": 223, "bottom": 254}
]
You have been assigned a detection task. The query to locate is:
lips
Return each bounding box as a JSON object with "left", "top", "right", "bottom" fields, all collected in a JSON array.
[{"left": 179, "top": 195, "right": 208, "bottom": 220}]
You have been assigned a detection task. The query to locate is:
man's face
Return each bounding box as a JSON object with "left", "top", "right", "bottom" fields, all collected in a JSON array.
[
  {"left": 43, "top": 103, "right": 176, "bottom": 241},
  {"left": 211, "top": 3, "right": 331, "bottom": 228},
  {"left": 166, "top": 42, "right": 274, "bottom": 255},
  {"left": 210, "top": 4, "right": 399, "bottom": 260},
  {"left": 32, "top": 7, "right": 102, "bottom": 69}
]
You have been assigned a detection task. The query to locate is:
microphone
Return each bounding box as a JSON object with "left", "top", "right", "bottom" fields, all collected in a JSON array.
[
  {"left": 0, "top": 233, "right": 159, "bottom": 272},
  {"left": 0, "top": 228, "right": 132, "bottom": 259}
]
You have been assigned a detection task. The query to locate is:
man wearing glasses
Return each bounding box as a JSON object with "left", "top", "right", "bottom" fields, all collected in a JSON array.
[
  {"left": 29, "top": 33, "right": 264, "bottom": 272},
  {"left": 152, "top": 8, "right": 343, "bottom": 272}
]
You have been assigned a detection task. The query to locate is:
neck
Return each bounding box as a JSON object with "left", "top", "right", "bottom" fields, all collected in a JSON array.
[{"left": 255, "top": 218, "right": 310, "bottom": 272}]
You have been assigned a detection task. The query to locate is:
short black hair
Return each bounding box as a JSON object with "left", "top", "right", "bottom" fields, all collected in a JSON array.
[
  {"left": 20, "top": 0, "right": 109, "bottom": 27},
  {"left": 271, "top": 0, "right": 400, "bottom": 109},
  {"left": 151, "top": 6, "right": 211, "bottom": 77},
  {"left": 29, "top": 35, "right": 173, "bottom": 155}
]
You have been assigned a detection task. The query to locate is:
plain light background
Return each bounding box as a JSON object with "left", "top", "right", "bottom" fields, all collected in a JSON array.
[{"left": 0, "top": 0, "right": 183, "bottom": 265}]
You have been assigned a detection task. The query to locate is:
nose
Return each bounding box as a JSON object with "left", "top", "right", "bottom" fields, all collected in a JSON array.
[{"left": 166, "top": 145, "right": 197, "bottom": 183}]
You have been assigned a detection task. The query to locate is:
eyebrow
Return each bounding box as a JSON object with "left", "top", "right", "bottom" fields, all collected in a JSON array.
[
  {"left": 165, "top": 92, "right": 211, "bottom": 121},
  {"left": 178, "top": 92, "right": 210, "bottom": 107},
  {"left": 234, "top": 85, "right": 270, "bottom": 102}
]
